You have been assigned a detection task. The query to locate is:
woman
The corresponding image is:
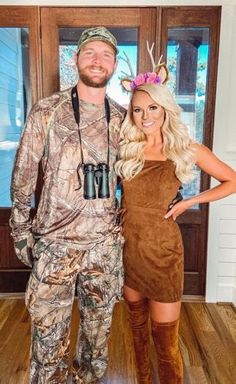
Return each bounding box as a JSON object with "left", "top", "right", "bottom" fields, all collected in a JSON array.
[{"left": 115, "top": 67, "right": 236, "bottom": 384}]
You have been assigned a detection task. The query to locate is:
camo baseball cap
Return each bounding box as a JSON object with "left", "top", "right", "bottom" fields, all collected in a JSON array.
[{"left": 77, "top": 26, "right": 118, "bottom": 54}]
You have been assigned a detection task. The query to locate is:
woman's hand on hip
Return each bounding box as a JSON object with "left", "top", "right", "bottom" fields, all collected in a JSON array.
[{"left": 164, "top": 199, "right": 193, "bottom": 221}]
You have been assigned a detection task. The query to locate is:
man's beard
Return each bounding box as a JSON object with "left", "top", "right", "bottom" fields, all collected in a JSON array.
[{"left": 78, "top": 66, "right": 114, "bottom": 88}]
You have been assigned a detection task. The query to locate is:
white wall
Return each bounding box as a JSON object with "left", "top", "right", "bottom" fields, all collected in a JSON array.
[
  {"left": 206, "top": 3, "right": 236, "bottom": 304},
  {"left": 1, "top": 0, "right": 236, "bottom": 303}
]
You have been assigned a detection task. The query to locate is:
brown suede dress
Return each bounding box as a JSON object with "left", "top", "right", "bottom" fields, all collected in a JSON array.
[{"left": 122, "top": 159, "right": 184, "bottom": 303}]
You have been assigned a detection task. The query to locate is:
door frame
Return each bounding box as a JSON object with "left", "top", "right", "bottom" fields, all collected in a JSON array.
[{"left": 0, "top": 6, "right": 221, "bottom": 295}]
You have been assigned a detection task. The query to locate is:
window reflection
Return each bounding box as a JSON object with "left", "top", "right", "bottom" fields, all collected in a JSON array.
[
  {"left": 167, "top": 28, "right": 209, "bottom": 204},
  {"left": 59, "top": 27, "right": 138, "bottom": 107},
  {"left": 0, "top": 27, "right": 30, "bottom": 207}
]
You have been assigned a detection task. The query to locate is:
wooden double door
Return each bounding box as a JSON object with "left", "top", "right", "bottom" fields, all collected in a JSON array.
[{"left": 0, "top": 6, "right": 221, "bottom": 295}]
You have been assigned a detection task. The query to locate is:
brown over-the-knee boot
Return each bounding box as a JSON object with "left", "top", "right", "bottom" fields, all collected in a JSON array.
[
  {"left": 151, "top": 319, "right": 183, "bottom": 384},
  {"left": 126, "top": 299, "right": 152, "bottom": 384}
]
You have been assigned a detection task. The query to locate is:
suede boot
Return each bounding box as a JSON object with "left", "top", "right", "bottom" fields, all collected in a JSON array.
[
  {"left": 126, "top": 299, "right": 152, "bottom": 384},
  {"left": 151, "top": 319, "right": 183, "bottom": 384}
]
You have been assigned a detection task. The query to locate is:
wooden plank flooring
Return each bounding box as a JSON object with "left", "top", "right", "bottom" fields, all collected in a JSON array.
[{"left": 0, "top": 298, "right": 235, "bottom": 384}]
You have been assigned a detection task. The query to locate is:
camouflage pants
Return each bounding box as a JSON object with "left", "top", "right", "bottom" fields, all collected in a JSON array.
[{"left": 25, "top": 233, "right": 124, "bottom": 384}]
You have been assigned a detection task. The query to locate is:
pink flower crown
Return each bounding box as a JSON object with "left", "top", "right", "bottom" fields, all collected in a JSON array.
[
  {"left": 120, "top": 42, "right": 169, "bottom": 92},
  {"left": 130, "top": 72, "right": 162, "bottom": 90}
]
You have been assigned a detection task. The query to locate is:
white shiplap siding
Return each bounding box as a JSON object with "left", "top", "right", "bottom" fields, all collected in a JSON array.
[{"left": 217, "top": 191, "right": 236, "bottom": 304}]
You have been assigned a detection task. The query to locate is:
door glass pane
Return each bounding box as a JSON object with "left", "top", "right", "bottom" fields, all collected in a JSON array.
[
  {"left": 59, "top": 27, "right": 138, "bottom": 107},
  {"left": 0, "top": 27, "right": 30, "bottom": 207},
  {"left": 167, "top": 28, "right": 209, "bottom": 205}
]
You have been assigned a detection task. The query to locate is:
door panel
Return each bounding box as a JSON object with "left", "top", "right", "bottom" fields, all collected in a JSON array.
[
  {"left": 0, "top": 6, "right": 158, "bottom": 292},
  {"left": 0, "top": 7, "right": 41, "bottom": 292},
  {"left": 160, "top": 7, "right": 221, "bottom": 295}
]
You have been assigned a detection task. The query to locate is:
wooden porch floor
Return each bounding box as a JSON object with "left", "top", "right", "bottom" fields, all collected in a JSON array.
[{"left": 0, "top": 298, "right": 235, "bottom": 383}]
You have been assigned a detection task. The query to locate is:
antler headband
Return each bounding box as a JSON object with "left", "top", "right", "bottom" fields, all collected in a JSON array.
[{"left": 121, "top": 42, "right": 169, "bottom": 92}]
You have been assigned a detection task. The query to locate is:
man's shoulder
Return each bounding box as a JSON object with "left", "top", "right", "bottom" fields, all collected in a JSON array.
[
  {"left": 31, "top": 88, "right": 72, "bottom": 115},
  {"left": 107, "top": 97, "right": 127, "bottom": 118}
]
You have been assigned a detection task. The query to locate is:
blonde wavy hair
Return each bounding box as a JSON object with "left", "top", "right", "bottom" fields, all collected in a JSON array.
[{"left": 115, "top": 83, "right": 196, "bottom": 184}]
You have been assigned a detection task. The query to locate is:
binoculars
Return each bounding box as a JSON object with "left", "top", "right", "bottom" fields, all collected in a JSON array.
[{"left": 83, "top": 163, "right": 110, "bottom": 200}]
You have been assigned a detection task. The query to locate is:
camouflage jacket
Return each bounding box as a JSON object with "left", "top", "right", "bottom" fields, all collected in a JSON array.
[{"left": 9, "top": 88, "right": 126, "bottom": 252}]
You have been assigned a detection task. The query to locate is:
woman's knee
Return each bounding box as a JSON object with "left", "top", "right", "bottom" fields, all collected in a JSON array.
[
  {"left": 149, "top": 300, "right": 181, "bottom": 323},
  {"left": 123, "top": 284, "right": 146, "bottom": 302}
]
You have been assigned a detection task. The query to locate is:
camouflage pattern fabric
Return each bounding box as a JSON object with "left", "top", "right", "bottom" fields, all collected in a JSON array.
[
  {"left": 10, "top": 88, "right": 125, "bottom": 251},
  {"left": 25, "top": 232, "right": 124, "bottom": 383},
  {"left": 9, "top": 88, "right": 126, "bottom": 383},
  {"left": 76, "top": 26, "right": 118, "bottom": 54}
]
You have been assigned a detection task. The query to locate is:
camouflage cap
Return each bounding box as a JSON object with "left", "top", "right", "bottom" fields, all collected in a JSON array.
[{"left": 77, "top": 26, "right": 118, "bottom": 54}]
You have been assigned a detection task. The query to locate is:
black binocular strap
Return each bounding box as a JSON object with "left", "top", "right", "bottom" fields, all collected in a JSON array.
[{"left": 71, "top": 86, "right": 110, "bottom": 166}]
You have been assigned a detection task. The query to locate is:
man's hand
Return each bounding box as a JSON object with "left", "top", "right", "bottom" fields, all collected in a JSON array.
[
  {"left": 14, "top": 235, "right": 35, "bottom": 267},
  {"left": 116, "top": 207, "right": 126, "bottom": 224}
]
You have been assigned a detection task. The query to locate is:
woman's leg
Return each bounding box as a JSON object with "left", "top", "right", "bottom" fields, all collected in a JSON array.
[
  {"left": 149, "top": 300, "right": 183, "bottom": 384},
  {"left": 124, "top": 285, "right": 152, "bottom": 384}
]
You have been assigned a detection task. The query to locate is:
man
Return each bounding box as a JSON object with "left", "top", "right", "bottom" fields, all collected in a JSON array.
[{"left": 9, "top": 27, "right": 125, "bottom": 384}]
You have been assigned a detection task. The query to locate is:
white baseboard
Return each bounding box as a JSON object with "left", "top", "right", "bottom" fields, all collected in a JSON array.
[
  {"left": 217, "top": 283, "right": 234, "bottom": 302},
  {"left": 232, "top": 285, "right": 236, "bottom": 307}
]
